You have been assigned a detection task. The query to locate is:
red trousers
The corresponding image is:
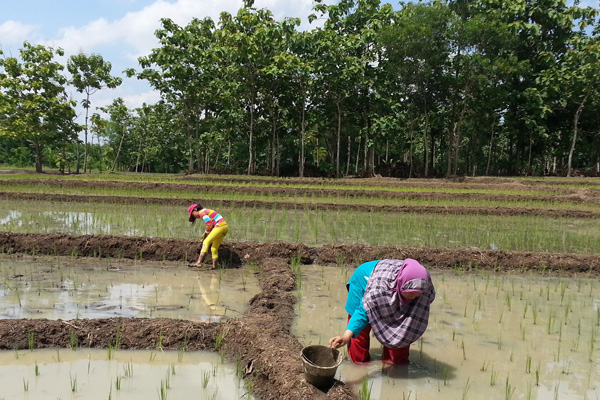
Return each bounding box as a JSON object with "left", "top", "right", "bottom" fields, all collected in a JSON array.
[{"left": 347, "top": 315, "right": 410, "bottom": 365}]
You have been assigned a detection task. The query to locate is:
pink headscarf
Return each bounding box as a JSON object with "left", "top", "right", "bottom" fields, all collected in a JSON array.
[{"left": 396, "top": 259, "right": 430, "bottom": 305}]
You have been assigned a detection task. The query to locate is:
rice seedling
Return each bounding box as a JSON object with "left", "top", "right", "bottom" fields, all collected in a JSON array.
[
  {"left": 164, "top": 370, "right": 170, "bottom": 389},
  {"left": 70, "top": 373, "right": 77, "bottom": 392},
  {"left": 122, "top": 361, "right": 133, "bottom": 377},
  {"left": 27, "top": 331, "right": 34, "bottom": 350},
  {"left": 480, "top": 359, "right": 489, "bottom": 372},
  {"left": 69, "top": 328, "right": 78, "bottom": 350},
  {"left": 115, "top": 376, "right": 121, "bottom": 390},
  {"left": 291, "top": 255, "right": 303, "bottom": 289},
  {"left": 23, "top": 378, "right": 28, "bottom": 392},
  {"left": 490, "top": 366, "right": 498, "bottom": 386},
  {"left": 202, "top": 370, "right": 211, "bottom": 388},
  {"left": 178, "top": 339, "right": 188, "bottom": 362},
  {"left": 461, "top": 377, "right": 471, "bottom": 400},
  {"left": 157, "top": 380, "right": 168, "bottom": 400},
  {"left": 505, "top": 376, "right": 515, "bottom": 400},
  {"left": 526, "top": 382, "right": 533, "bottom": 400},
  {"left": 358, "top": 376, "right": 373, "bottom": 400},
  {"left": 156, "top": 331, "right": 164, "bottom": 351}
]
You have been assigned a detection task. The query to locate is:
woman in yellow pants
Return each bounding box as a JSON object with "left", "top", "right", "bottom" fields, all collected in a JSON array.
[{"left": 188, "top": 204, "right": 229, "bottom": 269}]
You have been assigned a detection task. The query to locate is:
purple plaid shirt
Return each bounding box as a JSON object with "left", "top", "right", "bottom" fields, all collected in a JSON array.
[{"left": 363, "top": 259, "right": 435, "bottom": 348}]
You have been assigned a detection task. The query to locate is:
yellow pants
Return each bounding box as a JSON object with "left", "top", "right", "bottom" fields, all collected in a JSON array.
[{"left": 201, "top": 225, "right": 229, "bottom": 259}]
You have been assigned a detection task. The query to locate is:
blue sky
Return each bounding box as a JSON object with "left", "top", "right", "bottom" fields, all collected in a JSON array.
[
  {"left": 1, "top": 0, "right": 335, "bottom": 119},
  {"left": 1, "top": 0, "right": 598, "bottom": 123}
]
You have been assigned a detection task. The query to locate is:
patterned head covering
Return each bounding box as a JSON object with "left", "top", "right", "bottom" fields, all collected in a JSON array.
[
  {"left": 396, "top": 258, "right": 431, "bottom": 305},
  {"left": 363, "top": 259, "right": 435, "bottom": 348}
]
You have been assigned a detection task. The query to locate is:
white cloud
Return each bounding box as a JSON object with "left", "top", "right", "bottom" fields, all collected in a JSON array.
[
  {"left": 4, "top": 0, "right": 334, "bottom": 122},
  {"left": 0, "top": 20, "right": 39, "bottom": 49},
  {"left": 122, "top": 89, "right": 162, "bottom": 110},
  {"left": 47, "top": 0, "right": 330, "bottom": 63}
]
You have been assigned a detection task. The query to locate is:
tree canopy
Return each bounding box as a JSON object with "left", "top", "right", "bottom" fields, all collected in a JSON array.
[{"left": 2, "top": 0, "right": 599, "bottom": 177}]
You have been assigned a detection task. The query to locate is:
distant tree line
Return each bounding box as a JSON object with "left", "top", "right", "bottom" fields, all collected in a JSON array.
[{"left": 1, "top": 0, "right": 599, "bottom": 177}]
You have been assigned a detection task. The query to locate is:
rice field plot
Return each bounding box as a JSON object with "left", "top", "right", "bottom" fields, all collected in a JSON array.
[
  {"left": 295, "top": 265, "right": 600, "bottom": 400},
  {"left": 0, "top": 347, "right": 252, "bottom": 400},
  {"left": 1, "top": 198, "right": 599, "bottom": 254},
  {"left": 2, "top": 174, "right": 599, "bottom": 212}
]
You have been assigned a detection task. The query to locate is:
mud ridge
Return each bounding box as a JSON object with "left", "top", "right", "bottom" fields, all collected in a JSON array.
[{"left": 1, "top": 232, "right": 599, "bottom": 274}]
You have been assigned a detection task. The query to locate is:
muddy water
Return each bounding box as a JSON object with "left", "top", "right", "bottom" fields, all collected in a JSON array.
[
  {"left": 294, "top": 265, "right": 600, "bottom": 400},
  {"left": 0, "top": 348, "right": 252, "bottom": 399},
  {"left": 0, "top": 256, "right": 259, "bottom": 321}
]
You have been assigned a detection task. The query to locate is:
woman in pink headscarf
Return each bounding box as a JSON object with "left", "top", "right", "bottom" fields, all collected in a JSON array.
[{"left": 329, "top": 259, "right": 435, "bottom": 365}]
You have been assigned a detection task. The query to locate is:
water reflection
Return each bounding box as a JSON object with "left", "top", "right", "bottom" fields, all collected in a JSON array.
[{"left": 0, "top": 256, "right": 259, "bottom": 322}]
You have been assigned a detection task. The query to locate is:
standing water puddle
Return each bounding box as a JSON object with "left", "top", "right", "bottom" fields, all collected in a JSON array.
[
  {"left": 0, "top": 255, "right": 260, "bottom": 321},
  {"left": 0, "top": 255, "right": 259, "bottom": 399},
  {"left": 294, "top": 265, "right": 600, "bottom": 400},
  {"left": 0, "top": 348, "right": 252, "bottom": 399}
]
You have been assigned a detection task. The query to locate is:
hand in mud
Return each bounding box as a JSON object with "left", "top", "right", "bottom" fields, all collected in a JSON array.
[
  {"left": 329, "top": 330, "right": 353, "bottom": 349},
  {"left": 329, "top": 336, "right": 345, "bottom": 349}
]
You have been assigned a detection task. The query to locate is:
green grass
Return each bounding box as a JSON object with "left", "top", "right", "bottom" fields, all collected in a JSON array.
[{"left": 1, "top": 199, "right": 599, "bottom": 254}]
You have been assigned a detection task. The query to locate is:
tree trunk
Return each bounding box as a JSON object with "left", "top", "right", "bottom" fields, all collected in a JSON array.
[
  {"left": 336, "top": 102, "right": 342, "bottom": 178},
  {"left": 299, "top": 95, "right": 306, "bottom": 178},
  {"left": 247, "top": 102, "right": 255, "bottom": 175},
  {"left": 75, "top": 139, "right": 80, "bottom": 174},
  {"left": 270, "top": 109, "right": 278, "bottom": 176},
  {"left": 355, "top": 138, "right": 361, "bottom": 175},
  {"left": 275, "top": 130, "right": 280, "bottom": 177},
  {"left": 567, "top": 88, "right": 590, "bottom": 177},
  {"left": 227, "top": 140, "right": 231, "bottom": 170},
  {"left": 424, "top": 109, "right": 429, "bottom": 178},
  {"left": 187, "top": 123, "right": 194, "bottom": 174},
  {"left": 111, "top": 128, "right": 126, "bottom": 173},
  {"left": 346, "top": 135, "right": 352, "bottom": 176},
  {"left": 135, "top": 137, "right": 142, "bottom": 173},
  {"left": 485, "top": 115, "right": 497, "bottom": 176},
  {"left": 83, "top": 93, "right": 90, "bottom": 173}
]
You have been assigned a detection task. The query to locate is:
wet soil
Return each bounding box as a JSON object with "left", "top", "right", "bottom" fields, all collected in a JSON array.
[
  {"left": 1, "top": 191, "right": 598, "bottom": 218},
  {"left": 2, "top": 232, "right": 600, "bottom": 274}
]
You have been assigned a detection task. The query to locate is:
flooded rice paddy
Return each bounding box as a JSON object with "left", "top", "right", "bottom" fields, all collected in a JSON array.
[
  {"left": 0, "top": 256, "right": 259, "bottom": 321},
  {"left": 0, "top": 348, "right": 252, "bottom": 399},
  {"left": 2, "top": 199, "right": 600, "bottom": 254},
  {"left": 294, "top": 265, "right": 600, "bottom": 400},
  {"left": 1, "top": 255, "right": 599, "bottom": 399}
]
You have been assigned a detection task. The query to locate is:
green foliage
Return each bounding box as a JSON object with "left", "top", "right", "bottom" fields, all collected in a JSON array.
[
  {"left": 0, "top": 42, "right": 79, "bottom": 173},
  {"left": 1, "top": 1, "right": 600, "bottom": 176}
]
